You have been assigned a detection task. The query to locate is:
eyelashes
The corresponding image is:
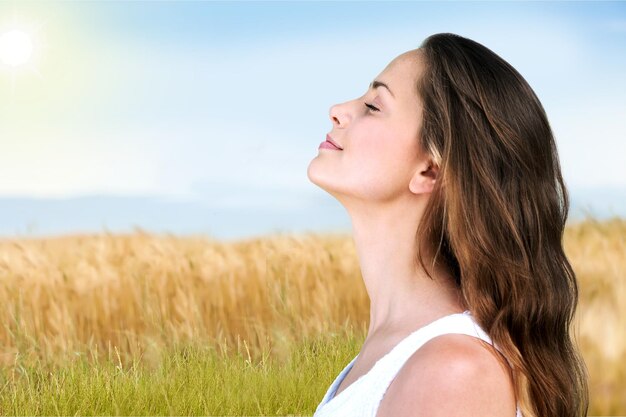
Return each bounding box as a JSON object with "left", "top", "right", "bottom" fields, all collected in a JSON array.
[{"left": 364, "top": 102, "right": 380, "bottom": 112}]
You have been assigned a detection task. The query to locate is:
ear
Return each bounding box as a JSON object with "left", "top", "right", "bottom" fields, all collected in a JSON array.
[{"left": 409, "top": 158, "right": 439, "bottom": 195}]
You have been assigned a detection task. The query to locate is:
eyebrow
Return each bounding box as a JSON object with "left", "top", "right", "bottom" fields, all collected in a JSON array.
[{"left": 369, "top": 80, "right": 395, "bottom": 98}]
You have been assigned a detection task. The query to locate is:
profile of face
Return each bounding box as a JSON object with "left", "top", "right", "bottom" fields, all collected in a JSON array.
[{"left": 307, "top": 49, "right": 437, "bottom": 209}]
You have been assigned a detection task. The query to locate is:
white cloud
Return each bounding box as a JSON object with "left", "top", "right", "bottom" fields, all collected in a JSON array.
[{"left": 0, "top": 126, "right": 164, "bottom": 197}]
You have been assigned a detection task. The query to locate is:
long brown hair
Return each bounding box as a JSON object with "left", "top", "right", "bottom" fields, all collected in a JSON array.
[{"left": 413, "top": 33, "right": 589, "bottom": 417}]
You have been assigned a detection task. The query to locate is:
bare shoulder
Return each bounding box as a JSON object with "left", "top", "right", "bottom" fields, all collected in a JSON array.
[{"left": 376, "top": 333, "right": 517, "bottom": 417}]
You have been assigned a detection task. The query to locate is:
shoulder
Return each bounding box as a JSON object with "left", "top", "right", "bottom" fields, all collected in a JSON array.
[{"left": 376, "top": 333, "right": 517, "bottom": 417}]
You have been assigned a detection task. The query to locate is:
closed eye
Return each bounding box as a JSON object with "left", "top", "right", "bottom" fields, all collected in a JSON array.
[{"left": 365, "top": 102, "right": 380, "bottom": 112}]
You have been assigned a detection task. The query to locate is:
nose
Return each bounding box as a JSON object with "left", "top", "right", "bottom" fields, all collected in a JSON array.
[{"left": 329, "top": 102, "right": 350, "bottom": 127}]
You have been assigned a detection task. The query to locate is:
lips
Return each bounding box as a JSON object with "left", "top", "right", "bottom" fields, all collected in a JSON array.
[{"left": 326, "top": 134, "right": 343, "bottom": 150}]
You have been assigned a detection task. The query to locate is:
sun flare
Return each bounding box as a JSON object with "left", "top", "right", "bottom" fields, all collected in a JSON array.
[{"left": 0, "top": 29, "right": 34, "bottom": 67}]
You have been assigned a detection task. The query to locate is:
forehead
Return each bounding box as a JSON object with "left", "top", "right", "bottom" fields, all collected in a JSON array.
[{"left": 375, "top": 50, "right": 423, "bottom": 106}]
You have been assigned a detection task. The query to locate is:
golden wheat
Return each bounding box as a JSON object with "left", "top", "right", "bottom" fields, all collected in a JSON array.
[
  {"left": 0, "top": 217, "right": 623, "bottom": 413},
  {"left": 0, "top": 229, "right": 368, "bottom": 367}
]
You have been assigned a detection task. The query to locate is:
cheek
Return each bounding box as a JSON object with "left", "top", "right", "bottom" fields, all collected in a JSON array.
[
  {"left": 352, "top": 124, "right": 416, "bottom": 169},
  {"left": 347, "top": 126, "right": 418, "bottom": 194}
]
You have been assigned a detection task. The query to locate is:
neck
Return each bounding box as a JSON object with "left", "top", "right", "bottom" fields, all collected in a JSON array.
[{"left": 347, "top": 198, "right": 465, "bottom": 337}]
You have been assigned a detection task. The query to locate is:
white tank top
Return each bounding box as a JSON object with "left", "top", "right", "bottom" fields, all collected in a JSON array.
[{"left": 313, "top": 310, "right": 523, "bottom": 417}]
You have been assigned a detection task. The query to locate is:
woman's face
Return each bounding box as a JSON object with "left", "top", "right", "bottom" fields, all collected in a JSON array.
[{"left": 307, "top": 50, "right": 429, "bottom": 204}]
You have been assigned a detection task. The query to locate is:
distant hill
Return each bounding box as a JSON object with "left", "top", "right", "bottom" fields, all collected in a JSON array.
[{"left": 0, "top": 186, "right": 623, "bottom": 240}]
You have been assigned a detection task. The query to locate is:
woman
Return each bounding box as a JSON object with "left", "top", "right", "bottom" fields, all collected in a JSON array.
[{"left": 307, "top": 33, "right": 589, "bottom": 417}]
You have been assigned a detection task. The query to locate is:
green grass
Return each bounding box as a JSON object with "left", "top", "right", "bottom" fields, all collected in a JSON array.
[{"left": 0, "top": 328, "right": 365, "bottom": 416}]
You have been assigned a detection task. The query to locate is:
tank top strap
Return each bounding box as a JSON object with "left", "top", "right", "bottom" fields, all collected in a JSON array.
[
  {"left": 365, "top": 312, "right": 500, "bottom": 404},
  {"left": 366, "top": 311, "right": 522, "bottom": 417},
  {"left": 379, "top": 311, "right": 495, "bottom": 373},
  {"left": 313, "top": 311, "right": 523, "bottom": 417}
]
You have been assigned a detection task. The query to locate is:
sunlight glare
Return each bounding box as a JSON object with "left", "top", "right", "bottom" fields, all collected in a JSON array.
[{"left": 0, "top": 29, "right": 34, "bottom": 67}]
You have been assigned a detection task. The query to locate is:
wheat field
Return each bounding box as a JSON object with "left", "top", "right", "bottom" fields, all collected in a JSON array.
[{"left": 0, "top": 217, "right": 624, "bottom": 415}]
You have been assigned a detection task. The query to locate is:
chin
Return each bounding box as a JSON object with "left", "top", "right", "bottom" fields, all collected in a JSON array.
[
  {"left": 306, "top": 162, "right": 337, "bottom": 194},
  {"left": 307, "top": 166, "right": 327, "bottom": 190},
  {"left": 306, "top": 157, "right": 324, "bottom": 185}
]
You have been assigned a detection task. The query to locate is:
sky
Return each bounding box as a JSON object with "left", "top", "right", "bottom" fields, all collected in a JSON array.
[{"left": 0, "top": 1, "right": 625, "bottom": 240}]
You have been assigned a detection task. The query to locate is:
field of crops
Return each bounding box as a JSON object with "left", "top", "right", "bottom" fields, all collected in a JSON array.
[{"left": 0, "top": 217, "right": 623, "bottom": 415}]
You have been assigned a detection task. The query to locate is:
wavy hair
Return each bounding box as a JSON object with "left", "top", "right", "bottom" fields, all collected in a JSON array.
[{"left": 412, "top": 33, "right": 589, "bottom": 417}]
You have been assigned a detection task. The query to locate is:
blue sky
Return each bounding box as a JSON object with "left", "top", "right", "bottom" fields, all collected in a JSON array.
[{"left": 0, "top": 1, "right": 624, "bottom": 239}]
